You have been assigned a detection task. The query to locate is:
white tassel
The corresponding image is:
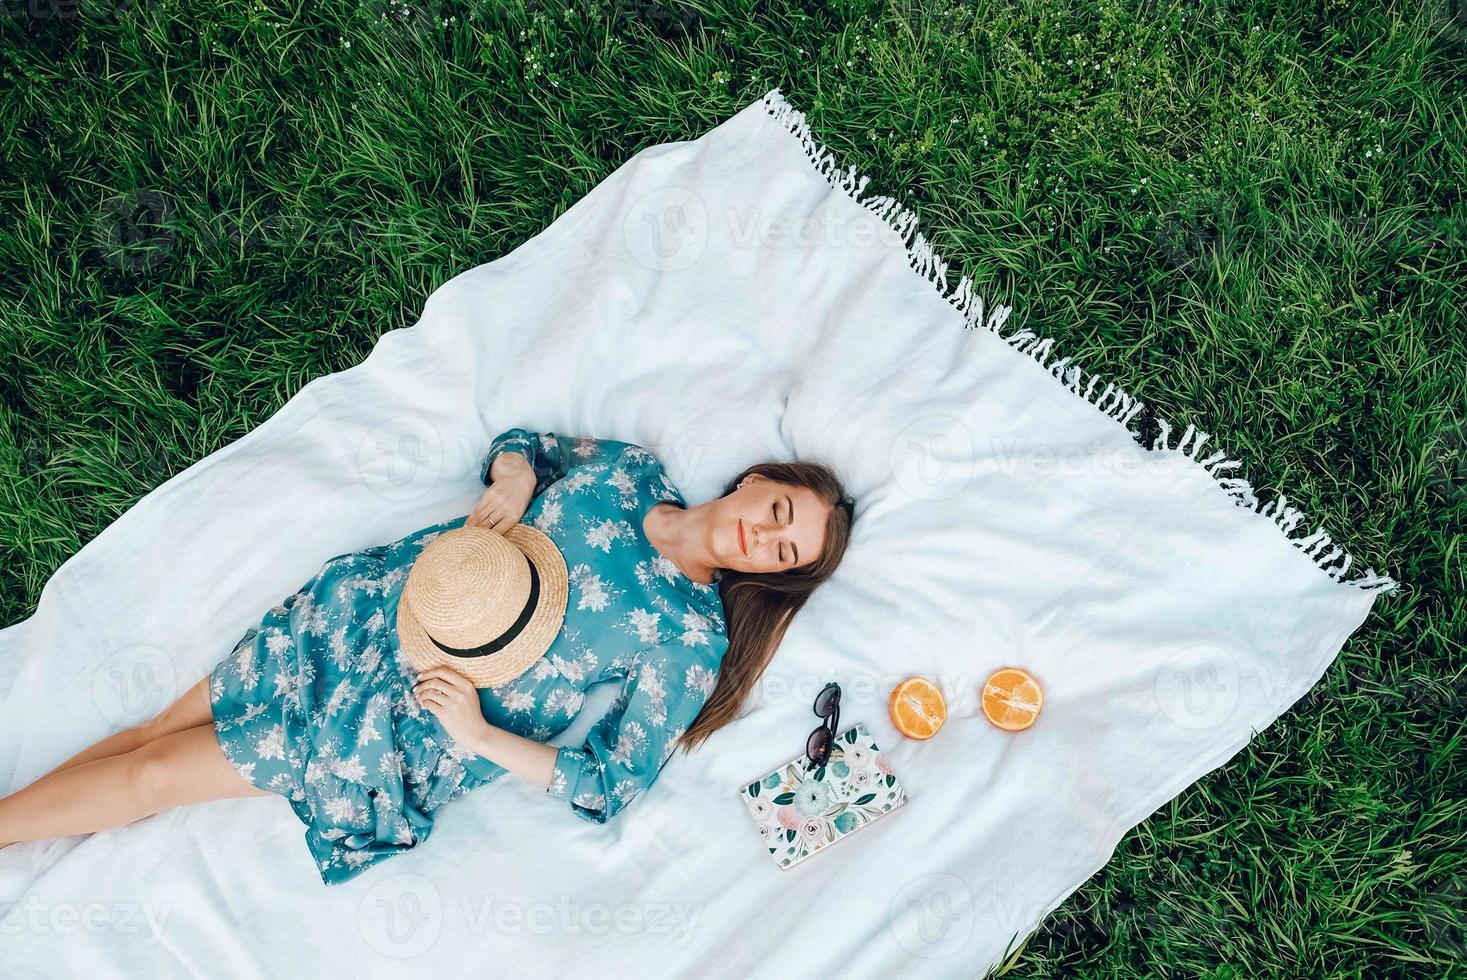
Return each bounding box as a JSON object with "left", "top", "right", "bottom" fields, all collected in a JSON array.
[
  {"left": 1176, "top": 424, "right": 1197, "bottom": 456},
  {"left": 1278, "top": 507, "right": 1304, "bottom": 535},
  {"left": 1198, "top": 450, "right": 1227, "bottom": 469},
  {"left": 1295, "top": 529, "right": 1328, "bottom": 552},
  {"left": 1154, "top": 418, "right": 1174, "bottom": 452}
]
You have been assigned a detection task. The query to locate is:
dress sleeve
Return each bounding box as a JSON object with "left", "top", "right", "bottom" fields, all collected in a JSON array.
[
  {"left": 479, "top": 428, "right": 629, "bottom": 497},
  {"left": 547, "top": 638, "right": 725, "bottom": 823}
]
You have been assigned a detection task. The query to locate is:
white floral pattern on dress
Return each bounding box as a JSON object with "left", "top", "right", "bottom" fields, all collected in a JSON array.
[{"left": 209, "top": 428, "right": 728, "bottom": 885}]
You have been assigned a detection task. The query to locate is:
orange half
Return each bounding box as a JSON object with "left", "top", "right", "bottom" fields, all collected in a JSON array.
[
  {"left": 889, "top": 676, "right": 948, "bottom": 739},
  {"left": 981, "top": 667, "right": 1043, "bottom": 731}
]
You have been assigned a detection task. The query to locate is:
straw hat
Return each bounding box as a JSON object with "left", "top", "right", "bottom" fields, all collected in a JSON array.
[{"left": 395, "top": 524, "right": 568, "bottom": 688}]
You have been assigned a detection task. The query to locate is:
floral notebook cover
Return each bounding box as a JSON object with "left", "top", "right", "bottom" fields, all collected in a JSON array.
[{"left": 736, "top": 721, "right": 908, "bottom": 869}]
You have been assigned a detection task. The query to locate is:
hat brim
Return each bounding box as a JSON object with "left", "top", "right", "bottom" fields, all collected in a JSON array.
[{"left": 395, "top": 523, "right": 568, "bottom": 689}]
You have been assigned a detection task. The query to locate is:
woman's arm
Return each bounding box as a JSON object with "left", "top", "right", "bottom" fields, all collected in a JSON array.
[
  {"left": 462, "top": 723, "right": 557, "bottom": 789},
  {"left": 478, "top": 428, "right": 572, "bottom": 493},
  {"left": 547, "top": 638, "right": 724, "bottom": 823},
  {"left": 413, "top": 666, "right": 556, "bottom": 787},
  {"left": 488, "top": 448, "right": 535, "bottom": 486},
  {"left": 479, "top": 428, "right": 636, "bottom": 494}
]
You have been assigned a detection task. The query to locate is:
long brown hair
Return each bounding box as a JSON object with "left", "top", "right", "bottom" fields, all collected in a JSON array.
[{"left": 674, "top": 460, "right": 855, "bottom": 756}]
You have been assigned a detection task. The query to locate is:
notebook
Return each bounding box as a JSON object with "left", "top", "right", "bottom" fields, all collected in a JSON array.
[{"left": 736, "top": 721, "right": 909, "bottom": 869}]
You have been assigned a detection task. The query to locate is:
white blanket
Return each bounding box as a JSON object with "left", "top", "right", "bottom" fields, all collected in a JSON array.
[{"left": 0, "top": 89, "right": 1395, "bottom": 977}]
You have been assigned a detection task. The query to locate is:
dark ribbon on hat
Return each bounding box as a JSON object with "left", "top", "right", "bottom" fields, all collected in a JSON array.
[{"left": 425, "top": 550, "right": 541, "bottom": 659}]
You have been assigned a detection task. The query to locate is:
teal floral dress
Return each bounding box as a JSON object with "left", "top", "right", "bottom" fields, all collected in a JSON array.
[{"left": 208, "top": 429, "right": 729, "bottom": 885}]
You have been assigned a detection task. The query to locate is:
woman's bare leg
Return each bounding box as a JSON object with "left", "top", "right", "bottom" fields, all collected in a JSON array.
[
  {"left": 0, "top": 722, "right": 272, "bottom": 847},
  {"left": 32, "top": 675, "right": 215, "bottom": 782}
]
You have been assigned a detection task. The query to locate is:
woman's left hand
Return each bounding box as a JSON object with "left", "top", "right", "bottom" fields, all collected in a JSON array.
[{"left": 413, "top": 666, "right": 488, "bottom": 751}]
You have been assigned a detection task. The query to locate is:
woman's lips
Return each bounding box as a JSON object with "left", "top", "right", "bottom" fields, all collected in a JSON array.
[{"left": 738, "top": 518, "right": 747, "bottom": 556}]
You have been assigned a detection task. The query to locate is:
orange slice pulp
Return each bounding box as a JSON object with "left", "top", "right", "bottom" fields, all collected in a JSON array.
[
  {"left": 981, "top": 667, "right": 1043, "bottom": 731},
  {"left": 889, "top": 676, "right": 948, "bottom": 739}
]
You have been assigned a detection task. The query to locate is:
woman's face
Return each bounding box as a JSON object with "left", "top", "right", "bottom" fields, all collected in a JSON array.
[{"left": 715, "top": 473, "right": 830, "bottom": 574}]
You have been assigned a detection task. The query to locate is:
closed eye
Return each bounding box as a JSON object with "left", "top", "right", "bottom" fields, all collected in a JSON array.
[{"left": 774, "top": 501, "right": 792, "bottom": 564}]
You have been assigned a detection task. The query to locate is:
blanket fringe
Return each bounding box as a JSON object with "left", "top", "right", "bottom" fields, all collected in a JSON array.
[{"left": 758, "top": 88, "right": 1396, "bottom": 594}]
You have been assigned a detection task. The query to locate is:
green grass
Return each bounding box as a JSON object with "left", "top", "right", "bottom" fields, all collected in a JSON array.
[{"left": 2, "top": 0, "right": 1462, "bottom": 976}]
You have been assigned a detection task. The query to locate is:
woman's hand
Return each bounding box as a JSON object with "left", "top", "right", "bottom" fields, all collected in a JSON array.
[
  {"left": 413, "top": 666, "right": 490, "bottom": 751},
  {"left": 466, "top": 463, "right": 536, "bottom": 533}
]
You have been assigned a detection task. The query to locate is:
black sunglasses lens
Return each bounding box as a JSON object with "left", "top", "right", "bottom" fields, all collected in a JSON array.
[
  {"left": 813, "top": 683, "right": 841, "bottom": 718},
  {"left": 807, "top": 726, "right": 832, "bottom": 764}
]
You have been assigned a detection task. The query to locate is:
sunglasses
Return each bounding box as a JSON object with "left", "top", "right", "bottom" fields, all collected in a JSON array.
[{"left": 805, "top": 681, "right": 842, "bottom": 769}]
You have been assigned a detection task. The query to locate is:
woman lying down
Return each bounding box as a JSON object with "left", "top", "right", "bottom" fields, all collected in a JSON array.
[{"left": 0, "top": 428, "right": 855, "bottom": 885}]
